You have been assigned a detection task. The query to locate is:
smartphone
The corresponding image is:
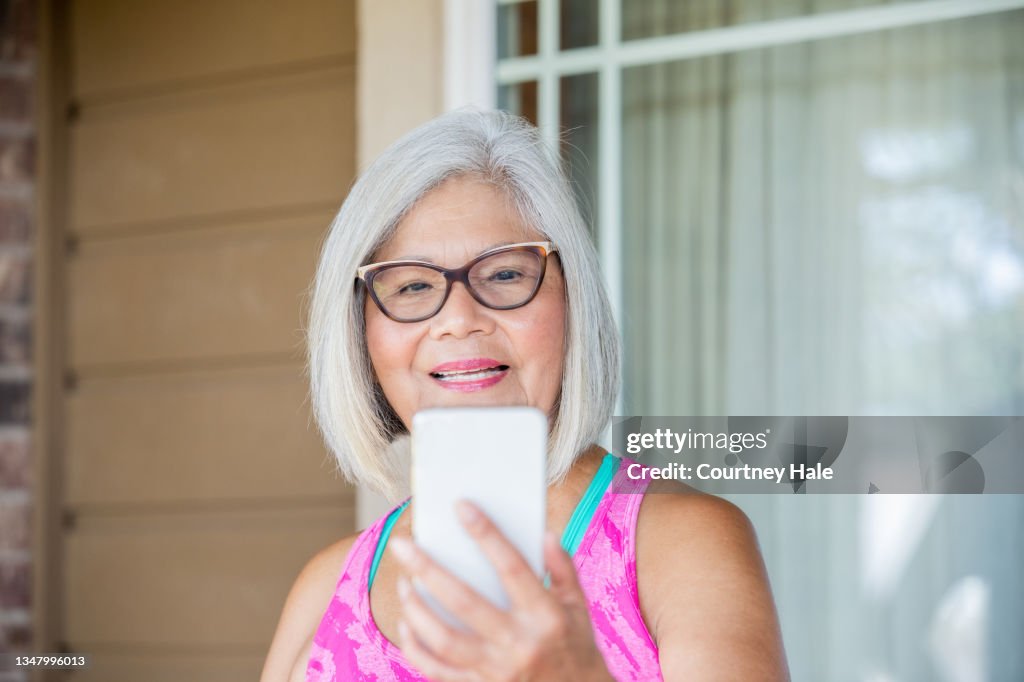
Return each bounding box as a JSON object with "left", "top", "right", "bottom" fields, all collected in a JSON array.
[{"left": 411, "top": 406, "right": 547, "bottom": 625}]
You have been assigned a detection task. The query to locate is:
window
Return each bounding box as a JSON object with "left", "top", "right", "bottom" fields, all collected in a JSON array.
[{"left": 496, "top": 1, "right": 1024, "bottom": 679}]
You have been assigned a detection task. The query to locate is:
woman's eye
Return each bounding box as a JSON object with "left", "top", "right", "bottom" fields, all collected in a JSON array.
[
  {"left": 489, "top": 269, "right": 523, "bottom": 282},
  {"left": 397, "top": 281, "right": 433, "bottom": 295}
]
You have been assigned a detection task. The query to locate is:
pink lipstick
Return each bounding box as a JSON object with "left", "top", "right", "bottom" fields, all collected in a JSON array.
[{"left": 429, "top": 358, "right": 510, "bottom": 392}]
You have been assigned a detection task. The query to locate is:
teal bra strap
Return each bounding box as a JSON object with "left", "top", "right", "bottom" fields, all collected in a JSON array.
[
  {"left": 367, "top": 454, "right": 620, "bottom": 590},
  {"left": 559, "top": 453, "right": 620, "bottom": 556},
  {"left": 368, "top": 499, "right": 410, "bottom": 589}
]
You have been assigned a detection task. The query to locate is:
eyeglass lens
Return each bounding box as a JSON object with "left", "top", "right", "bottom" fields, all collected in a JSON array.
[{"left": 371, "top": 249, "right": 545, "bottom": 321}]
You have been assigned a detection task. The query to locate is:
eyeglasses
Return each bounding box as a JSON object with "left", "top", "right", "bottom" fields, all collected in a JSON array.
[{"left": 356, "top": 241, "right": 559, "bottom": 323}]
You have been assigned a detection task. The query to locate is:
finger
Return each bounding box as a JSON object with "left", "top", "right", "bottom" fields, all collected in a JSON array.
[
  {"left": 544, "top": 531, "right": 588, "bottom": 606},
  {"left": 397, "top": 619, "right": 477, "bottom": 682},
  {"left": 398, "top": 577, "right": 483, "bottom": 667},
  {"left": 456, "top": 500, "right": 548, "bottom": 607},
  {"left": 389, "top": 536, "right": 509, "bottom": 635}
]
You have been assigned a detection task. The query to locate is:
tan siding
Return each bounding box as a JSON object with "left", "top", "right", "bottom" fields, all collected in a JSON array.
[
  {"left": 64, "top": 506, "right": 354, "bottom": 645},
  {"left": 71, "top": 0, "right": 356, "bottom": 97},
  {"left": 55, "top": 1, "right": 359, "bottom": 676},
  {"left": 67, "top": 216, "right": 325, "bottom": 368},
  {"left": 69, "top": 71, "right": 354, "bottom": 232},
  {"left": 65, "top": 365, "right": 340, "bottom": 506},
  {"left": 73, "top": 655, "right": 264, "bottom": 682}
]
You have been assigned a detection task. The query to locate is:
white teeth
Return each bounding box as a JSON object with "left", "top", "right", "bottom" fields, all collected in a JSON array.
[{"left": 433, "top": 368, "right": 505, "bottom": 381}]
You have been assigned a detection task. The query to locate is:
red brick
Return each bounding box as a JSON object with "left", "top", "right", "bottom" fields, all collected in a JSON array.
[
  {"left": 0, "top": 436, "right": 29, "bottom": 488},
  {"left": 0, "top": 559, "right": 30, "bottom": 609},
  {"left": 0, "top": 0, "right": 37, "bottom": 62},
  {"left": 0, "top": 620, "right": 32, "bottom": 653},
  {"left": 0, "top": 76, "right": 32, "bottom": 122},
  {"left": 0, "top": 254, "right": 30, "bottom": 305},
  {"left": 0, "top": 318, "right": 30, "bottom": 365},
  {"left": 0, "top": 383, "right": 30, "bottom": 424},
  {"left": 0, "top": 137, "right": 34, "bottom": 184},
  {"left": 0, "top": 198, "right": 32, "bottom": 243},
  {"left": 0, "top": 498, "right": 30, "bottom": 550}
]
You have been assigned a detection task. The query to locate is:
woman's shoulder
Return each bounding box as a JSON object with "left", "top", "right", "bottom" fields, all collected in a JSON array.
[
  {"left": 638, "top": 477, "right": 756, "bottom": 544},
  {"left": 636, "top": 475, "right": 764, "bottom": 579},
  {"left": 259, "top": 531, "right": 363, "bottom": 682},
  {"left": 634, "top": 481, "right": 789, "bottom": 679},
  {"left": 635, "top": 479, "right": 761, "bottom": 591}
]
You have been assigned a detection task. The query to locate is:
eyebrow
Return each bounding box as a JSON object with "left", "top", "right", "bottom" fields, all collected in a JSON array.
[{"left": 386, "top": 239, "right": 523, "bottom": 264}]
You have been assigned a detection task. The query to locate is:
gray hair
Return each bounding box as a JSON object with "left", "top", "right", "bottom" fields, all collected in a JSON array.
[{"left": 306, "top": 108, "right": 620, "bottom": 499}]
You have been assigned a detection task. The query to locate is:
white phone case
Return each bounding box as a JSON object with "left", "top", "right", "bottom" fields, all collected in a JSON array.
[{"left": 411, "top": 406, "right": 547, "bottom": 626}]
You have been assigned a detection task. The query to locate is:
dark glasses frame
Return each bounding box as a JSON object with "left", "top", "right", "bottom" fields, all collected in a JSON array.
[{"left": 356, "top": 241, "right": 559, "bottom": 323}]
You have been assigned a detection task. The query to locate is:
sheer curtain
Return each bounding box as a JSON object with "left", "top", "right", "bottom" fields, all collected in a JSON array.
[
  {"left": 617, "top": 3, "right": 1024, "bottom": 680},
  {"left": 621, "top": 3, "right": 1024, "bottom": 417}
]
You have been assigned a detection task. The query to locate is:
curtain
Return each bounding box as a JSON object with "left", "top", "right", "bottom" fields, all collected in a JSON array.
[{"left": 615, "top": 3, "right": 1024, "bottom": 681}]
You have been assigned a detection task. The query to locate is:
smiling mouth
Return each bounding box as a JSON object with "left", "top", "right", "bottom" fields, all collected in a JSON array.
[{"left": 429, "top": 364, "right": 510, "bottom": 381}]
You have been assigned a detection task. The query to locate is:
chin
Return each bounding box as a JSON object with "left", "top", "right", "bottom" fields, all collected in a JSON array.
[{"left": 419, "top": 390, "right": 524, "bottom": 410}]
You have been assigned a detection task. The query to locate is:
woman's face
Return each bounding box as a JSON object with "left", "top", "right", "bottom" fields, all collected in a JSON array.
[{"left": 364, "top": 176, "right": 566, "bottom": 430}]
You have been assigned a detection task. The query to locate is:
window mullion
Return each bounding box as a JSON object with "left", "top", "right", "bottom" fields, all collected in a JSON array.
[
  {"left": 598, "top": 0, "right": 624, "bottom": 415},
  {"left": 538, "top": 0, "right": 560, "bottom": 150}
]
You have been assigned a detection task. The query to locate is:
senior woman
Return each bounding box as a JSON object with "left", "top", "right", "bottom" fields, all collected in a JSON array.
[{"left": 261, "top": 109, "right": 788, "bottom": 681}]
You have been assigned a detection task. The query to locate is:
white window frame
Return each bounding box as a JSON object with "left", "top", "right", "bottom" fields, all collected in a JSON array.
[
  {"left": 487, "top": 0, "right": 1024, "bottom": 319},
  {"left": 467, "top": 0, "right": 1024, "bottom": 416}
]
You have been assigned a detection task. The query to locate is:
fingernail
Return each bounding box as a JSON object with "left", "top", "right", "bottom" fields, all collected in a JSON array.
[
  {"left": 390, "top": 537, "right": 415, "bottom": 564},
  {"left": 456, "top": 500, "right": 481, "bottom": 527},
  {"left": 397, "top": 577, "right": 410, "bottom": 601},
  {"left": 398, "top": 619, "right": 411, "bottom": 642}
]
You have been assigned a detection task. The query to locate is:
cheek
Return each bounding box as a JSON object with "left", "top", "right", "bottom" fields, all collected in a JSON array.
[
  {"left": 364, "top": 305, "right": 425, "bottom": 429},
  {"left": 364, "top": 306, "right": 414, "bottom": 382},
  {"left": 538, "top": 307, "right": 566, "bottom": 365},
  {"left": 516, "top": 293, "right": 566, "bottom": 400},
  {"left": 538, "top": 280, "right": 567, "bottom": 360}
]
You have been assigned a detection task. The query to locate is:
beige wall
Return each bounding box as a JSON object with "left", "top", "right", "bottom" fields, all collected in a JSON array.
[
  {"left": 356, "top": 0, "right": 447, "bottom": 527},
  {"left": 357, "top": 0, "right": 444, "bottom": 165},
  {"left": 43, "top": 1, "right": 358, "bottom": 679}
]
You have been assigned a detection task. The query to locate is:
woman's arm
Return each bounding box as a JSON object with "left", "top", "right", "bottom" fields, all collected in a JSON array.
[
  {"left": 259, "top": 535, "right": 358, "bottom": 682},
  {"left": 637, "top": 492, "right": 790, "bottom": 681}
]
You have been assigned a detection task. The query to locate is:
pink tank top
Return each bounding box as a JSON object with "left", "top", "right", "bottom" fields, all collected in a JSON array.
[{"left": 306, "top": 457, "right": 662, "bottom": 681}]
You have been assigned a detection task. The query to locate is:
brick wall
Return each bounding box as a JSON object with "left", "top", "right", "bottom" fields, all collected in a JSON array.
[{"left": 0, "top": 0, "right": 36, "bottom": 666}]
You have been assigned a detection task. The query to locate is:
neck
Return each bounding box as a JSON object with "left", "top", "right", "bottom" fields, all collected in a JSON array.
[{"left": 545, "top": 443, "right": 609, "bottom": 535}]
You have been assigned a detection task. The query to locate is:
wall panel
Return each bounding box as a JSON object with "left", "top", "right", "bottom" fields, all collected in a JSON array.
[
  {"left": 70, "top": 72, "right": 353, "bottom": 232},
  {"left": 53, "top": 1, "right": 359, "bottom": 676},
  {"left": 64, "top": 506, "right": 353, "bottom": 646},
  {"left": 65, "top": 365, "right": 341, "bottom": 506},
  {"left": 67, "top": 216, "right": 326, "bottom": 368},
  {"left": 73, "top": 655, "right": 263, "bottom": 682},
  {"left": 71, "top": 0, "right": 356, "bottom": 97}
]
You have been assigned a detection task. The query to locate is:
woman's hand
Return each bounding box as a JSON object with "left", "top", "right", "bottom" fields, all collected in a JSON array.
[{"left": 388, "top": 501, "right": 614, "bottom": 682}]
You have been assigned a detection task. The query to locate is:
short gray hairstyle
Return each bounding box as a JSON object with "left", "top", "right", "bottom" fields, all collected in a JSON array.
[{"left": 306, "top": 108, "right": 620, "bottom": 499}]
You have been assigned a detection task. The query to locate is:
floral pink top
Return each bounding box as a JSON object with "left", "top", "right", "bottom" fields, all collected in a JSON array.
[{"left": 306, "top": 458, "right": 662, "bottom": 681}]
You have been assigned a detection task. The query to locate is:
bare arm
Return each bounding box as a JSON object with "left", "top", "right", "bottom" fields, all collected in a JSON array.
[
  {"left": 259, "top": 535, "right": 358, "bottom": 682},
  {"left": 638, "top": 491, "right": 790, "bottom": 681}
]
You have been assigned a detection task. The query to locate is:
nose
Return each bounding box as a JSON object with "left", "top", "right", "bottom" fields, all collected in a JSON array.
[{"left": 428, "top": 280, "right": 494, "bottom": 340}]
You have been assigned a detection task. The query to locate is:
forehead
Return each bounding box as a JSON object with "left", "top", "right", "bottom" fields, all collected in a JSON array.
[{"left": 374, "top": 176, "right": 541, "bottom": 263}]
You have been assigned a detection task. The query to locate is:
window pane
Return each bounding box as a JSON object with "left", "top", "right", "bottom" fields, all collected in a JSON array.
[
  {"left": 560, "top": 72, "right": 600, "bottom": 241},
  {"left": 497, "top": 80, "right": 538, "bottom": 126},
  {"left": 618, "top": 13, "right": 1024, "bottom": 680},
  {"left": 561, "top": 0, "right": 599, "bottom": 50},
  {"left": 497, "top": 0, "right": 538, "bottom": 59},
  {"left": 622, "top": 0, "right": 905, "bottom": 41},
  {"left": 620, "top": 10, "right": 1024, "bottom": 418}
]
